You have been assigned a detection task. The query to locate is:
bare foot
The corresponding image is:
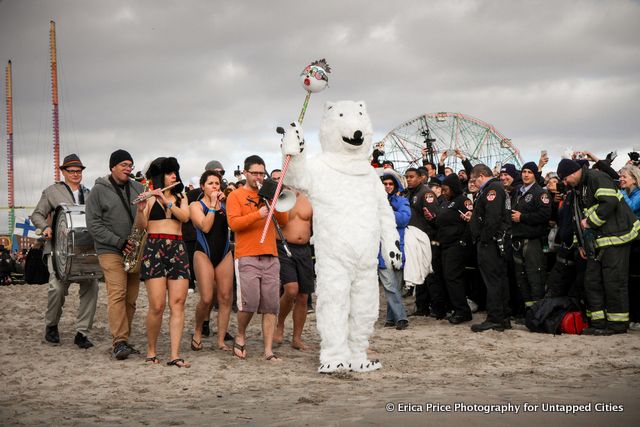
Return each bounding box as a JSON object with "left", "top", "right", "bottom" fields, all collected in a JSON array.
[
  {"left": 218, "top": 343, "right": 232, "bottom": 352},
  {"left": 291, "top": 340, "right": 308, "bottom": 351},
  {"left": 273, "top": 326, "right": 284, "bottom": 346}
]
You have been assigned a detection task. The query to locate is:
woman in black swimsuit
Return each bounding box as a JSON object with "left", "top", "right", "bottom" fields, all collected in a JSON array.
[
  {"left": 190, "top": 170, "right": 233, "bottom": 351},
  {"left": 139, "top": 157, "right": 191, "bottom": 368}
]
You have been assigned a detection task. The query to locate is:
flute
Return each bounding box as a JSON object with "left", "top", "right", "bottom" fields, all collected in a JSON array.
[{"left": 131, "top": 182, "right": 180, "bottom": 204}]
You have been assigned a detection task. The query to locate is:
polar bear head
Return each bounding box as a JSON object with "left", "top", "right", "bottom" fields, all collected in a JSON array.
[{"left": 319, "top": 100, "right": 373, "bottom": 159}]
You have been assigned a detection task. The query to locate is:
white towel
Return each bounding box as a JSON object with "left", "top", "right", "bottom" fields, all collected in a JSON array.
[{"left": 403, "top": 225, "right": 433, "bottom": 287}]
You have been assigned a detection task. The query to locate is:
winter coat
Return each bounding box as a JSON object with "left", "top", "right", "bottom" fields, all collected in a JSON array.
[
  {"left": 85, "top": 176, "right": 144, "bottom": 255},
  {"left": 621, "top": 187, "right": 640, "bottom": 219},
  {"left": 573, "top": 167, "right": 640, "bottom": 248},
  {"left": 379, "top": 172, "right": 410, "bottom": 269}
]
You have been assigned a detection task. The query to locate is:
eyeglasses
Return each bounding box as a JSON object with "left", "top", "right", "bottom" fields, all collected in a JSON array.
[
  {"left": 64, "top": 169, "right": 83, "bottom": 175},
  {"left": 246, "top": 171, "right": 266, "bottom": 177},
  {"left": 119, "top": 162, "right": 135, "bottom": 170},
  {"left": 216, "top": 169, "right": 225, "bottom": 176}
]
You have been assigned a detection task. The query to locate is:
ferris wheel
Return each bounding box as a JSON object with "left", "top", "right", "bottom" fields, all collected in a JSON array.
[{"left": 378, "top": 112, "right": 523, "bottom": 173}]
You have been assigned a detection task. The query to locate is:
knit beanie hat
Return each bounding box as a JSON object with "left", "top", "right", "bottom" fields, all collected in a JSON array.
[
  {"left": 557, "top": 159, "right": 581, "bottom": 179},
  {"left": 205, "top": 160, "right": 224, "bottom": 172},
  {"left": 521, "top": 161, "right": 539, "bottom": 175},
  {"left": 442, "top": 173, "right": 463, "bottom": 196},
  {"left": 500, "top": 163, "right": 518, "bottom": 180},
  {"left": 109, "top": 149, "right": 133, "bottom": 169}
]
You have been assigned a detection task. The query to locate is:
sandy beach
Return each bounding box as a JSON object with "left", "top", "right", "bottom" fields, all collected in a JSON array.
[{"left": 1, "top": 282, "right": 639, "bottom": 426}]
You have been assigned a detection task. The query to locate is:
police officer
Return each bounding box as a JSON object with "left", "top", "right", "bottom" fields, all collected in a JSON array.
[
  {"left": 463, "top": 164, "right": 511, "bottom": 332},
  {"left": 558, "top": 159, "right": 640, "bottom": 335},
  {"left": 436, "top": 174, "right": 472, "bottom": 324},
  {"left": 403, "top": 168, "right": 442, "bottom": 316},
  {"left": 511, "top": 162, "right": 551, "bottom": 310}
]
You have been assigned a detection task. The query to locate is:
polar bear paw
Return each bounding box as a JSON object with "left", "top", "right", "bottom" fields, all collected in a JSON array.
[
  {"left": 349, "top": 359, "right": 382, "bottom": 373},
  {"left": 278, "top": 122, "right": 305, "bottom": 156},
  {"left": 382, "top": 239, "right": 403, "bottom": 270},
  {"left": 317, "top": 361, "right": 349, "bottom": 374}
]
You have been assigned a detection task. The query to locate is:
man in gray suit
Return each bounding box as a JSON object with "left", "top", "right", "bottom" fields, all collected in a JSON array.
[{"left": 30, "top": 154, "right": 99, "bottom": 349}]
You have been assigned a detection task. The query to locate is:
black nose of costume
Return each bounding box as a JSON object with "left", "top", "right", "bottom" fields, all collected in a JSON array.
[{"left": 354, "top": 130, "right": 362, "bottom": 139}]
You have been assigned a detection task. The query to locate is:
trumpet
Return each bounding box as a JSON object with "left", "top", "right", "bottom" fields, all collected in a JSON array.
[{"left": 131, "top": 182, "right": 180, "bottom": 205}]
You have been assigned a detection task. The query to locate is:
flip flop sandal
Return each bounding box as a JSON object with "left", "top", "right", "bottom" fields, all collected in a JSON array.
[
  {"left": 191, "top": 334, "right": 202, "bottom": 351},
  {"left": 167, "top": 358, "right": 190, "bottom": 368},
  {"left": 265, "top": 354, "right": 281, "bottom": 362},
  {"left": 145, "top": 356, "right": 160, "bottom": 364},
  {"left": 232, "top": 341, "right": 246, "bottom": 360}
]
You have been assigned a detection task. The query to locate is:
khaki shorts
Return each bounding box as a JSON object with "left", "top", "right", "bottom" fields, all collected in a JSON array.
[{"left": 235, "top": 256, "right": 280, "bottom": 314}]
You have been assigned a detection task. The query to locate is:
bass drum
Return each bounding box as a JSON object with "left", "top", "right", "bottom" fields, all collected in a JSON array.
[{"left": 52, "top": 204, "right": 102, "bottom": 282}]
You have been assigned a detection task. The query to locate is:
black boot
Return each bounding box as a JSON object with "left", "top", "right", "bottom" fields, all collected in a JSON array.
[
  {"left": 74, "top": 332, "right": 94, "bottom": 349},
  {"left": 45, "top": 325, "right": 60, "bottom": 344},
  {"left": 471, "top": 320, "right": 505, "bottom": 332}
]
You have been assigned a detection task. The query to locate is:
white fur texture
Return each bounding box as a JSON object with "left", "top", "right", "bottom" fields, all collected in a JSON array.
[{"left": 282, "top": 100, "right": 400, "bottom": 372}]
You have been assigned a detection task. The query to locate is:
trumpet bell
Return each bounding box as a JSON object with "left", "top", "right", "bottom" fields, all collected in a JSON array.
[{"left": 275, "top": 189, "right": 296, "bottom": 212}]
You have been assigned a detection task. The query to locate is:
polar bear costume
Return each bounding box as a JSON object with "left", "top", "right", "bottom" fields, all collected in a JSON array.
[{"left": 280, "top": 100, "right": 401, "bottom": 373}]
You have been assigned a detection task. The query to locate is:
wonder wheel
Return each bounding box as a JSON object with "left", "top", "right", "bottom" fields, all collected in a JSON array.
[{"left": 378, "top": 112, "right": 523, "bottom": 173}]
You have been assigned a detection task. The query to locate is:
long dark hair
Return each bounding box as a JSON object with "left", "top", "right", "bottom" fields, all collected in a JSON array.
[{"left": 146, "top": 156, "right": 184, "bottom": 197}]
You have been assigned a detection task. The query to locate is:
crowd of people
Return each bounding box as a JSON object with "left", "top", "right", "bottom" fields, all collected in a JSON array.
[
  {"left": 372, "top": 147, "right": 640, "bottom": 336},
  {"left": 28, "top": 144, "right": 640, "bottom": 368}
]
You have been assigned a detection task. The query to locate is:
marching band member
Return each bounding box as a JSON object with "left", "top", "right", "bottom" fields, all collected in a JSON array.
[
  {"left": 189, "top": 170, "right": 233, "bottom": 352},
  {"left": 86, "top": 150, "right": 145, "bottom": 360},
  {"left": 31, "top": 154, "right": 99, "bottom": 349},
  {"left": 139, "top": 157, "right": 192, "bottom": 367}
]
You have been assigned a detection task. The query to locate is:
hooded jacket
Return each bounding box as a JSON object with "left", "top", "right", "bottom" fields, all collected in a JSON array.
[
  {"left": 436, "top": 174, "right": 471, "bottom": 247},
  {"left": 85, "top": 176, "right": 144, "bottom": 255},
  {"left": 378, "top": 171, "right": 410, "bottom": 269}
]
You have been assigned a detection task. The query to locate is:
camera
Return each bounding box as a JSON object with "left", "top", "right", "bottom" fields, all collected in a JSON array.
[{"left": 234, "top": 166, "right": 242, "bottom": 178}]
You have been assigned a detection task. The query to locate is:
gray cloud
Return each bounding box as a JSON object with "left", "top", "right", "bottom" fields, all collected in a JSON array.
[{"left": 1, "top": 0, "right": 639, "bottom": 232}]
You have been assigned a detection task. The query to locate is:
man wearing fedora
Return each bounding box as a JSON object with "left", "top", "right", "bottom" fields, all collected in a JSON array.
[{"left": 31, "top": 154, "right": 99, "bottom": 349}]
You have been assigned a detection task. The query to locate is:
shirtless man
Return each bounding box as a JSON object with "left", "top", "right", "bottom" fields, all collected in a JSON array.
[{"left": 273, "top": 183, "right": 314, "bottom": 351}]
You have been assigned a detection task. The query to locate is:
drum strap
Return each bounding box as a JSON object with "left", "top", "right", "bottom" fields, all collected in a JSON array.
[
  {"left": 61, "top": 182, "right": 85, "bottom": 204},
  {"left": 109, "top": 176, "right": 134, "bottom": 225}
]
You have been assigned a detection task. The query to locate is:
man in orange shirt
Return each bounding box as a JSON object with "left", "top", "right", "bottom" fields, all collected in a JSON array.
[{"left": 226, "top": 155, "right": 288, "bottom": 362}]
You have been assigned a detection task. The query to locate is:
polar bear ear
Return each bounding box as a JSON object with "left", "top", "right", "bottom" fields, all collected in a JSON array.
[{"left": 324, "top": 101, "right": 335, "bottom": 112}]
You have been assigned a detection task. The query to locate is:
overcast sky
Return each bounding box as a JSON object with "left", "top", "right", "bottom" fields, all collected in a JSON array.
[{"left": 1, "top": 0, "right": 639, "bottom": 232}]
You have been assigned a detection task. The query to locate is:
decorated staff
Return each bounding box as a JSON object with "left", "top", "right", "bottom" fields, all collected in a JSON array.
[{"left": 260, "top": 59, "right": 331, "bottom": 243}]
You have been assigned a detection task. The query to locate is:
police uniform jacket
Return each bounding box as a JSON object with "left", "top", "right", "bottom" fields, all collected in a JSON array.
[
  {"left": 405, "top": 183, "right": 438, "bottom": 240},
  {"left": 470, "top": 177, "right": 511, "bottom": 244},
  {"left": 574, "top": 166, "right": 640, "bottom": 249},
  {"left": 436, "top": 194, "right": 472, "bottom": 248},
  {"left": 511, "top": 182, "right": 551, "bottom": 239}
]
